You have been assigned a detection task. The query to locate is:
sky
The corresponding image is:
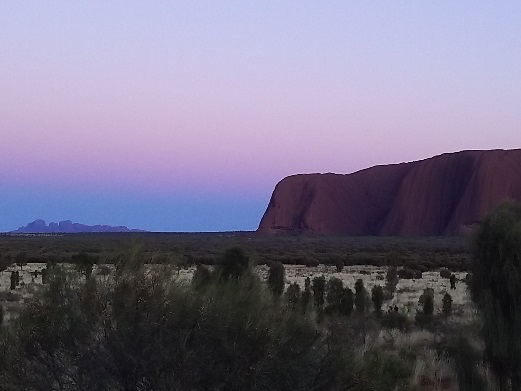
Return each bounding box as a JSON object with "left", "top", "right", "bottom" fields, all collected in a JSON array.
[{"left": 1, "top": 1, "right": 520, "bottom": 232}]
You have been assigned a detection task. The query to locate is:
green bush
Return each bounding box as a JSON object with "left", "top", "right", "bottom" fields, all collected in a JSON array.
[
  {"left": 0, "top": 252, "right": 410, "bottom": 391},
  {"left": 192, "top": 264, "right": 212, "bottom": 290},
  {"left": 380, "top": 312, "right": 410, "bottom": 331},
  {"left": 267, "top": 261, "right": 285, "bottom": 296},
  {"left": 220, "top": 247, "right": 249, "bottom": 281}
]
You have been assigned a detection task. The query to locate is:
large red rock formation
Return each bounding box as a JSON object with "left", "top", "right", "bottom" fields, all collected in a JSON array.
[{"left": 257, "top": 149, "right": 521, "bottom": 236}]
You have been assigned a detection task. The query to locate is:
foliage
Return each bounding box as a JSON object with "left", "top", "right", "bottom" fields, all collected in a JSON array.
[
  {"left": 301, "top": 277, "right": 312, "bottom": 314},
  {"left": 284, "top": 282, "right": 301, "bottom": 310},
  {"left": 339, "top": 287, "right": 354, "bottom": 316},
  {"left": 444, "top": 335, "right": 487, "bottom": 391},
  {"left": 71, "top": 251, "right": 97, "bottom": 278},
  {"left": 385, "top": 266, "right": 398, "bottom": 298},
  {"left": 335, "top": 260, "right": 344, "bottom": 272},
  {"left": 397, "top": 268, "right": 422, "bottom": 279},
  {"left": 354, "top": 279, "right": 367, "bottom": 314},
  {"left": 312, "top": 275, "right": 326, "bottom": 311},
  {"left": 450, "top": 274, "right": 457, "bottom": 289},
  {"left": 192, "top": 264, "right": 212, "bottom": 290},
  {"left": 0, "top": 250, "right": 416, "bottom": 391},
  {"left": 267, "top": 261, "right": 285, "bottom": 296},
  {"left": 440, "top": 268, "right": 452, "bottom": 279},
  {"left": 356, "top": 350, "right": 412, "bottom": 390},
  {"left": 442, "top": 293, "right": 453, "bottom": 317},
  {"left": 470, "top": 202, "right": 521, "bottom": 389},
  {"left": 220, "top": 247, "right": 249, "bottom": 281},
  {"left": 9, "top": 272, "right": 19, "bottom": 291},
  {"left": 325, "top": 277, "right": 344, "bottom": 315},
  {"left": 416, "top": 288, "right": 434, "bottom": 327},
  {"left": 380, "top": 311, "right": 410, "bottom": 331},
  {"left": 371, "top": 285, "right": 384, "bottom": 316}
]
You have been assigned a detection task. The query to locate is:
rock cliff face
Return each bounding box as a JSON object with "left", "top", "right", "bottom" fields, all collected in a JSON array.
[{"left": 257, "top": 149, "right": 521, "bottom": 236}]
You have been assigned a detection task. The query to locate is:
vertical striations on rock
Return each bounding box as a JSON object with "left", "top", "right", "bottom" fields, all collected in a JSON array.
[{"left": 257, "top": 149, "right": 521, "bottom": 236}]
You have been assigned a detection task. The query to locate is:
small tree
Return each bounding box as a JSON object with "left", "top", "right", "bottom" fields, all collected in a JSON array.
[
  {"left": 355, "top": 279, "right": 367, "bottom": 314},
  {"left": 220, "top": 247, "right": 249, "bottom": 281},
  {"left": 267, "top": 262, "right": 285, "bottom": 297},
  {"left": 72, "top": 252, "right": 97, "bottom": 279},
  {"left": 335, "top": 260, "right": 344, "bottom": 273},
  {"left": 301, "top": 277, "right": 312, "bottom": 314},
  {"left": 450, "top": 274, "right": 457, "bottom": 290},
  {"left": 192, "top": 264, "right": 212, "bottom": 290},
  {"left": 325, "top": 277, "right": 344, "bottom": 314},
  {"left": 440, "top": 268, "right": 452, "bottom": 279},
  {"left": 284, "top": 282, "right": 301, "bottom": 310},
  {"left": 41, "top": 267, "right": 49, "bottom": 284},
  {"left": 371, "top": 285, "right": 384, "bottom": 316},
  {"left": 340, "top": 287, "right": 354, "bottom": 316},
  {"left": 415, "top": 288, "right": 434, "bottom": 327},
  {"left": 10, "top": 271, "right": 18, "bottom": 290},
  {"left": 312, "top": 275, "right": 326, "bottom": 311},
  {"left": 419, "top": 288, "right": 434, "bottom": 317},
  {"left": 385, "top": 267, "right": 399, "bottom": 298},
  {"left": 470, "top": 202, "right": 521, "bottom": 389},
  {"left": 442, "top": 293, "right": 453, "bottom": 317}
]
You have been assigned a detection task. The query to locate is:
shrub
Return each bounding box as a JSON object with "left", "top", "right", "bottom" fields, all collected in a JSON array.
[
  {"left": 442, "top": 293, "right": 453, "bottom": 317},
  {"left": 0, "top": 254, "right": 399, "bottom": 390},
  {"left": 470, "top": 202, "right": 521, "bottom": 388},
  {"left": 439, "top": 268, "right": 452, "bottom": 279},
  {"left": 284, "top": 282, "right": 301, "bottom": 310},
  {"left": 267, "top": 261, "right": 285, "bottom": 296},
  {"left": 71, "top": 252, "right": 98, "bottom": 278},
  {"left": 340, "top": 287, "right": 354, "bottom": 316},
  {"left": 450, "top": 274, "right": 457, "bottom": 289},
  {"left": 192, "top": 264, "right": 212, "bottom": 290},
  {"left": 380, "top": 312, "right": 410, "bottom": 331},
  {"left": 312, "top": 275, "right": 326, "bottom": 311},
  {"left": 9, "top": 271, "right": 19, "bottom": 290},
  {"left": 305, "top": 259, "right": 319, "bottom": 268},
  {"left": 444, "top": 336, "right": 487, "bottom": 391},
  {"left": 220, "top": 247, "right": 249, "bottom": 281},
  {"left": 371, "top": 285, "right": 384, "bottom": 316},
  {"left": 397, "top": 268, "right": 415, "bottom": 279},
  {"left": 301, "top": 277, "right": 312, "bottom": 314},
  {"left": 354, "top": 279, "right": 367, "bottom": 314},
  {"left": 385, "top": 267, "right": 399, "bottom": 297},
  {"left": 356, "top": 350, "right": 412, "bottom": 390},
  {"left": 416, "top": 288, "right": 434, "bottom": 327},
  {"left": 335, "top": 260, "right": 344, "bottom": 273},
  {"left": 325, "top": 277, "right": 344, "bottom": 314}
]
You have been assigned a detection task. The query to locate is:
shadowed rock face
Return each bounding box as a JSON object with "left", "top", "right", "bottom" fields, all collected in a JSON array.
[{"left": 257, "top": 149, "right": 521, "bottom": 236}]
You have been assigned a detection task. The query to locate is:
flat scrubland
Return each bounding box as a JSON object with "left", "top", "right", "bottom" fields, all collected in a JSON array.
[
  {"left": 0, "top": 232, "right": 470, "bottom": 269},
  {"left": 0, "top": 233, "right": 482, "bottom": 390},
  {"left": 0, "top": 232, "right": 472, "bottom": 322}
]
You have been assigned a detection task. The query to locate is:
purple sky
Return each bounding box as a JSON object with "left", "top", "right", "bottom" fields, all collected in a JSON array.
[{"left": 1, "top": 2, "right": 520, "bottom": 232}]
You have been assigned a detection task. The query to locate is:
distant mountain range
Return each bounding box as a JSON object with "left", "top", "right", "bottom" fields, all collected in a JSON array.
[
  {"left": 12, "top": 219, "right": 146, "bottom": 233},
  {"left": 258, "top": 149, "right": 521, "bottom": 236}
]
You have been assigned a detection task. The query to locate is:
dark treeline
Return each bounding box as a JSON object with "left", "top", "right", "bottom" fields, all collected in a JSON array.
[{"left": 0, "top": 234, "right": 471, "bottom": 274}]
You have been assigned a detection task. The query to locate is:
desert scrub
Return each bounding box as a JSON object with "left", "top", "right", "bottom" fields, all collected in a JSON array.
[{"left": 0, "top": 248, "right": 417, "bottom": 391}]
